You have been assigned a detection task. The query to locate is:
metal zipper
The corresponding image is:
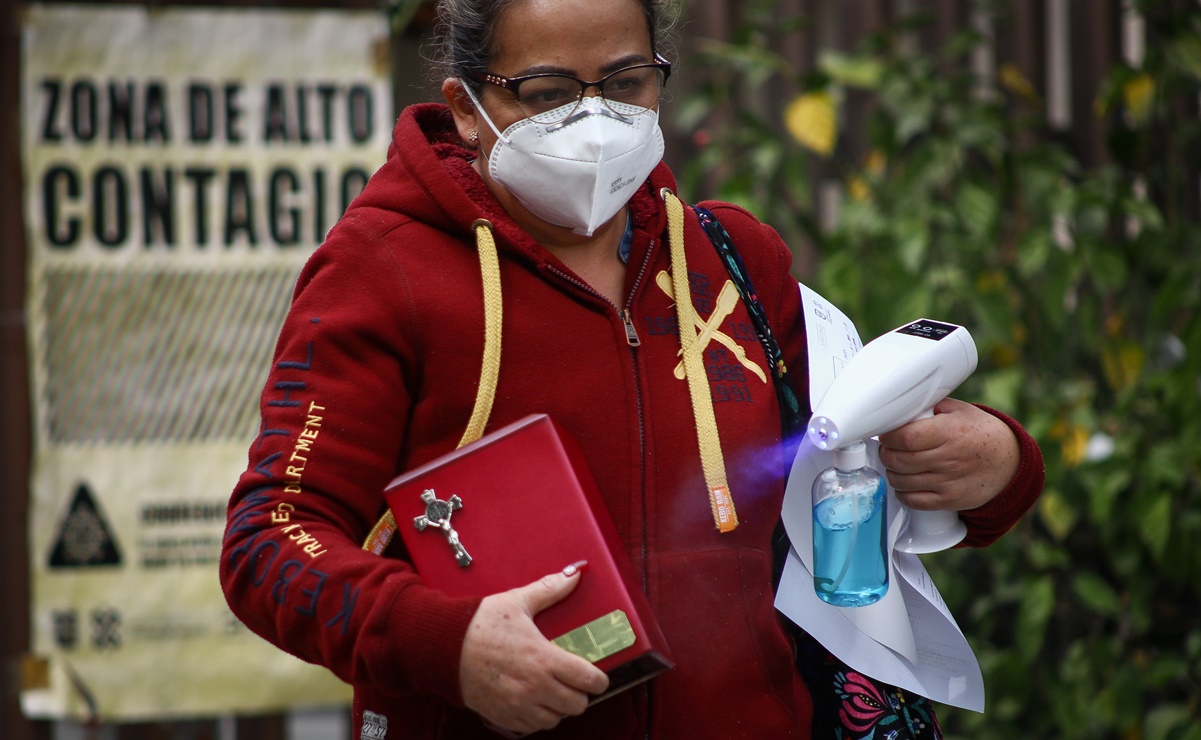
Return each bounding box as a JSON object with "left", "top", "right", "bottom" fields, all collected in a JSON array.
[
  {"left": 620, "top": 309, "right": 641, "bottom": 346},
  {"left": 626, "top": 241, "right": 655, "bottom": 740},
  {"left": 622, "top": 241, "right": 654, "bottom": 589}
]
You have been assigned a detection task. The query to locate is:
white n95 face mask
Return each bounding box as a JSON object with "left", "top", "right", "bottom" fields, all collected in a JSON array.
[{"left": 465, "top": 87, "right": 665, "bottom": 236}]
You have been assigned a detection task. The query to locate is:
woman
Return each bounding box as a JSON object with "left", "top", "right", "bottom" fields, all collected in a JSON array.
[{"left": 220, "top": 0, "right": 1044, "bottom": 737}]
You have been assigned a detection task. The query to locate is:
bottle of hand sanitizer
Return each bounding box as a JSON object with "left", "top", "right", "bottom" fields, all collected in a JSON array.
[{"left": 812, "top": 441, "right": 889, "bottom": 607}]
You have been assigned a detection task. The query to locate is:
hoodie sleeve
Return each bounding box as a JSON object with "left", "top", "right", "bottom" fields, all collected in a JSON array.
[
  {"left": 219, "top": 215, "right": 481, "bottom": 706},
  {"left": 956, "top": 404, "right": 1045, "bottom": 547}
]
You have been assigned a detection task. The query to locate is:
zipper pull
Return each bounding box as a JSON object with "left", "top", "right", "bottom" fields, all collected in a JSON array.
[{"left": 620, "top": 309, "right": 641, "bottom": 347}]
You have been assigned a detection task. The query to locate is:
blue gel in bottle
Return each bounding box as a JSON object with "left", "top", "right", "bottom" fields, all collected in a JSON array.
[{"left": 812, "top": 441, "right": 889, "bottom": 607}]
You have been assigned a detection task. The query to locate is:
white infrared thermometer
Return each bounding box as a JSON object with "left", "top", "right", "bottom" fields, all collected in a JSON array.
[{"left": 808, "top": 319, "right": 978, "bottom": 553}]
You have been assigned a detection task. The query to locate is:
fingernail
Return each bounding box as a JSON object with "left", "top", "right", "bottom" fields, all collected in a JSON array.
[{"left": 562, "top": 560, "right": 589, "bottom": 578}]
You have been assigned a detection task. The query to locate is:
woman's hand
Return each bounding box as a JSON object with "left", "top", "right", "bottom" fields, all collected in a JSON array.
[
  {"left": 460, "top": 564, "right": 610, "bottom": 734},
  {"left": 877, "top": 398, "right": 1020, "bottom": 512}
]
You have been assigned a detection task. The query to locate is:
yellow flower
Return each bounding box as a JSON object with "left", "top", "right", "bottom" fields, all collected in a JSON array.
[
  {"left": 1123, "top": 74, "right": 1155, "bottom": 124},
  {"left": 784, "top": 91, "right": 837, "bottom": 156},
  {"left": 1038, "top": 492, "right": 1076, "bottom": 541},
  {"left": 998, "top": 63, "right": 1038, "bottom": 102},
  {"left": 1061, "top": 424, "right": 1090, "bottom": 468},
  {"left": 975, "top": 269, "right": 1006, "bottom": 293},
  {"left": 847, "top": 176, "right": 870, "bottom": 201},
  {"left": 1104, "top": 313, "right": 1125, "bottom": 338},
  {"left": 1102, "top": 341, "right": 1144, "bottom": 391},
  {"left": 864, "top": 150, "right": 886, "bottom": 175},
  {"left": 989, "top": 345, "right": 1019, "bottom": 368}
]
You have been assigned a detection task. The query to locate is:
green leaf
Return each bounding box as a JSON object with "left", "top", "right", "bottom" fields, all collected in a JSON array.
[
  {"left": 895, "top": 221, "right": 928, "bottom": 272},
  {"left": 956, "top": 182, "right": 998, "bottom": 239},
  {"left": 1016, "top": 232, "right": 1052, "bottom": 277},
  {"left": 1087, "top": 249, "right": 1129, "bottom": 291},
  {"left": 1142, "top": 653, "right": 1190, "bottom": 688},
  {"left": 1149, "top": 441, "right": 1195, "bottom": 488},
  {"left": 673, "top": 95, "right": 715, "bottom": 133},
  {"left": 1016, "top": 576, "right": 1055, "bottom": 661},
  {"left": 1121, "top": 194, "right": 1165, "bottom": 231},
  {"left": 1166, "top": 31, "right": 1201, "bottom": 81},
  {"left": 1086, "top": 468, "right": 1132, "bottom": 525},
  {"left": 1187, "top": 630, "right": 1201, "bottom": 660},
  {"left": 817, "top": 50, "right": 883, "bottom": 89},
  {"left": 1145, "top": 703, "right": 1201, "bottom": 740},
  {"left": 1038, "top": 490, "right": 1077, "bottom": 542},
  {"left": 1071, "top": 572, "right": 1122, "bottom": 616},
  {"left": 1025, "top": 539, "right": 1072, "bottom": 570},
  {"left": 1138, "top": 493, "right": 1171, "bottom": 562},
  {"left": 895, "top": 103, "right": 934, "bottom": 144}
]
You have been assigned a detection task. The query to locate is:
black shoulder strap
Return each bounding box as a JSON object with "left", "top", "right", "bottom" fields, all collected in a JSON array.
[{"left": 692, "top": 205, "right": 804, "bottom": 437}]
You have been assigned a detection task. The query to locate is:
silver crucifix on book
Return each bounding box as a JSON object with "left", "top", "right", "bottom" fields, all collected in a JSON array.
[{"left": 414, "top": 488, "right": 472, "bottom": 567}]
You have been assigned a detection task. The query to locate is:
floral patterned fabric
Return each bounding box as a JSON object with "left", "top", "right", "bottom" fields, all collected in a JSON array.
[{"left": 794, "top": 628, "right": 943, "bottom": 740}]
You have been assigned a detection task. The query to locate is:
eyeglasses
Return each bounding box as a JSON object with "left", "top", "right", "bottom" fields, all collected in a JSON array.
[{"left": 468, "top": 54, "right": 672, "bottom": 124}]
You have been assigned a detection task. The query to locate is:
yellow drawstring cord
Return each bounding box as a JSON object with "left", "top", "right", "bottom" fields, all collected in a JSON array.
[
  {"left": 363, "top": 219, "right": 503, "bottom": 554},
  {"left": 662, "top": 189, "right": 738, "bottom": 532}
]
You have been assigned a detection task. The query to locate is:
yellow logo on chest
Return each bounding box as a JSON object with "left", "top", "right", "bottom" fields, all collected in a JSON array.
[{"left": 655, "top": 271, "right": 767, "bottom": 383}]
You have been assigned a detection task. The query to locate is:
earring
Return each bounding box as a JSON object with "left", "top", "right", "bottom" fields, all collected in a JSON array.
[{"left": 468, "top": 131, "right": 479, "bottom": 143}]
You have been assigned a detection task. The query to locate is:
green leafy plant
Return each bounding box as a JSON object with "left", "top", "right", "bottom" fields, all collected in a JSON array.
[{"left": 677, "top": 1, "right": 1201, "bottom": 737}]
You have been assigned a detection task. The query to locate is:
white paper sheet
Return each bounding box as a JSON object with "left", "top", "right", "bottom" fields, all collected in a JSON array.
[
  {"left": 774, "top": 283, "right": 985, "bottom": 712},
  {"left": 798, "top": 283, "right": 862, "bottom": 409}
]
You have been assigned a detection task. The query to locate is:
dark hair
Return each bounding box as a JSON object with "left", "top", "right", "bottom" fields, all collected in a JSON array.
[{"left": 430, "top": 0, "right": 679, "bottom": 95}]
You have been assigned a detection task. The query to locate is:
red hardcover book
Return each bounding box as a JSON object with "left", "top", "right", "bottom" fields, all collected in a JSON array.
[{"left": 384, "top": 414, "right": 674, "bottom": 702}]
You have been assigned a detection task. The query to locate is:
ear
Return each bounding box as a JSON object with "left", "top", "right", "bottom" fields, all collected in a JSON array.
[{"left": 442, "top": 77, "right": 480, "bottom": 146}]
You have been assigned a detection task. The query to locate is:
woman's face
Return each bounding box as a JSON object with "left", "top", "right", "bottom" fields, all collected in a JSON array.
[{"left": 453, "top": 0, "right": 655, "bottom": 151}]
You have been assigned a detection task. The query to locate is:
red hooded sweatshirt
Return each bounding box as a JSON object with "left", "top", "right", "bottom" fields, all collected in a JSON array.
[{"left": 220, "top": 103, "right": 1043, "bottom": 739}]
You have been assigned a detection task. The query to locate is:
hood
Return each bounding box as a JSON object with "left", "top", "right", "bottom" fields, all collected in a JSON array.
[{"left": 346, "top": 103, "right": 675, "bottom": 264}]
